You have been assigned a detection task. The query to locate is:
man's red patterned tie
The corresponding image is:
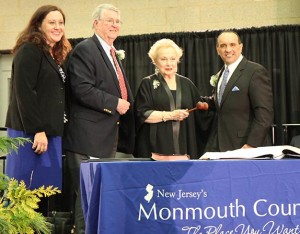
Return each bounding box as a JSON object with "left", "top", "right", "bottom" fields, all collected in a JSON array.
[{"left": 110, "top": 48, "right": 128, "bottom": 100}]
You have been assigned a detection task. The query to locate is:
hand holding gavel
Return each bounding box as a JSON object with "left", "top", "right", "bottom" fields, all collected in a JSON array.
[
  {"left": 188, "top": 101, "right": 209, "bottom": 112},
  {"left": 164, "top": 102, "right": 209, "bottom": 122}
]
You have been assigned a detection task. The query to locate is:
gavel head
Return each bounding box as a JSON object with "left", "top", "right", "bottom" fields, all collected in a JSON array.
[{"left": 196, "top": 102, "right": 209, "bottom": 110}]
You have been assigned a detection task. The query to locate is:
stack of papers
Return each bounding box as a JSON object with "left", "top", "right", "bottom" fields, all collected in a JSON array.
[{"left": 199, "top": 145, "right": 300, "bottom": 160}]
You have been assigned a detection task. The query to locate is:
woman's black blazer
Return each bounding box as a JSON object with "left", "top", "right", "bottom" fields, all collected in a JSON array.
[{"left": 6, "top": 43, "right": 65, "bottom": 136}]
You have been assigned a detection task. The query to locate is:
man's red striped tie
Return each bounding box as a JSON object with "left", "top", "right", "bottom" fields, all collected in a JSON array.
[{"left": 110, "top": 48, "right": 128, "bottom": 100}]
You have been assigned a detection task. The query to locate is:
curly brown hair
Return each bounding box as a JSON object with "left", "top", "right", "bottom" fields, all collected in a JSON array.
[{"left": 13, "top": 5, "right": 72, "bottom": 65}]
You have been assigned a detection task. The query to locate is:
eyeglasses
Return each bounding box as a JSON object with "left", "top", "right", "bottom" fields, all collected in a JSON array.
[{"left": 99, "top": 18, "right": 122, "bottom": 26}]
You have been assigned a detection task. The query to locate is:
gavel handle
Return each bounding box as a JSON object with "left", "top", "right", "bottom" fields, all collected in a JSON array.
[{"left": 188, "top": 107, "right": 197, "bottom": 112}]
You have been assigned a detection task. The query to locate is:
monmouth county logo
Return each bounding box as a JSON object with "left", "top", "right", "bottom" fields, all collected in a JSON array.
[{"left": 144, "top": 184, "right": 154, "bottom": 203}]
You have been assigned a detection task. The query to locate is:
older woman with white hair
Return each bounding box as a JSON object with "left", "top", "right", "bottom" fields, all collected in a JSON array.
[{"left": 134, "top": 38, "right": 211, "bottom": 160}]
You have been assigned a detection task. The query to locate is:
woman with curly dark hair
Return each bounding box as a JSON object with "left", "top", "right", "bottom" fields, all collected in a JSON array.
[{"left": 5, "top": 5, "right": 72, "bottom": 215}]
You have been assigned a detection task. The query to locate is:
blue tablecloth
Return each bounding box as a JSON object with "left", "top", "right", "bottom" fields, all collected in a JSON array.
[{"left": 80, "top": 160, "right": 300, "bottom": 234}]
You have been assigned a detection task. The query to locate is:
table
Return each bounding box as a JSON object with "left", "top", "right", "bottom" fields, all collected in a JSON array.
[{"left": 80, "top": 160, "right": 300, "bottom": 234}]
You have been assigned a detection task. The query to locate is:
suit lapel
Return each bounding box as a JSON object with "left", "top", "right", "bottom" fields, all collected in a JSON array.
[
  {"left": 91, "top": 35, "right": 133, "bottom": 102},
  {"left": 215, "top": 67, "right": 224, "bottom": 107},
  {"left": 219, "top": 57, "right": 247, "bottom": 106},
  {"left": 44, "top": 52, "right": 63, "bottom": 81},
  {"left": 91, "top": 35, "right": 121, "bottom": 95}
]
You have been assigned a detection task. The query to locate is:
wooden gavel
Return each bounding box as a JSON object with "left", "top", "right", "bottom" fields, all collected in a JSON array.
[{"left": 188, "top": 101, "right": 209, "bottom": 112}]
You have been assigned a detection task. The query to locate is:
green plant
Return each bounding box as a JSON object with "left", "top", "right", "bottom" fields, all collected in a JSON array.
[
  {"left": 0, "top": 136, "right": 61, "bottom": 234},
  {"left": 0, "top": 136, "right": 31, "bottom": 155}
]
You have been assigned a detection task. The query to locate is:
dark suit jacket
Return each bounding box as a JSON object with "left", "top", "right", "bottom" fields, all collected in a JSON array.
[
  {"left": 206, "top": 57, "right": 274, "bottom": 152},
  {"left": 290, "top": 135, "right": 300, "bottom": 147},
  {"left": 6, "top": 43, "right": 65, "bottom": 136},
  {"left": 63, "top": 34, "right": 135, "bottom": 157}
]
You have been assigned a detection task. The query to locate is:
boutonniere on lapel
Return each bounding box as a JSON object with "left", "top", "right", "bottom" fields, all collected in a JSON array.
[
  {"left": 210, "top": 74, "right": 219, "bottom": 87},
  {"left": 153, "top": 79, "right": 160, "bottom": 89},
  {"left": 116, "top": 50, "right": 125, "bottom": 60}
]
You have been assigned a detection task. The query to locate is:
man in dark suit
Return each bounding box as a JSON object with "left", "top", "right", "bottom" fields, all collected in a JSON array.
[
  {"left": 205, "top": 30, "right": 273, "bottom": 152},
  {"left": 63, "top": 4, "right": 135, "bottom": 233}
]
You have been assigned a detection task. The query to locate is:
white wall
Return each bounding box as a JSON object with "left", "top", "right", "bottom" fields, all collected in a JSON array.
[
  {"left": 0, "top": 0, "right": 299, "bottom": 50},
  {"left": 0, "top": 54, "right": 12, "bottom": 135}
]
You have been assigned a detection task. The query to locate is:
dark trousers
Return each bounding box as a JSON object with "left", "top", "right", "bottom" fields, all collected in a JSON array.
[
  {"left": 65, "top": 151, "right": 89, "bottom": 234},
  {"left": 64, "top": 132, "right": 118, "bottom": 233}
]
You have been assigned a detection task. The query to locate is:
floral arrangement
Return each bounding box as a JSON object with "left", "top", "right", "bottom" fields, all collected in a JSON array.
[
  {"left": 153, "top": 79, "right": 160, "bottom": 89},
  {"left": 116, "top": 50, "right": 125, "bottom": 60},
  {"left": 0, "top": 136, "right": 60, "bottom": 233},
  {"left": 210, "top": 74, "right": 219, "bottom": 87},
  {"left": 0, "top": 177, "right": 60, "bottom": 233}
]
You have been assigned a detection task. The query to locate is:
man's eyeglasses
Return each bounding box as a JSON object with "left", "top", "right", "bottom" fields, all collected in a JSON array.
[{"left": 100, "top": 18, "right": 122, "bottom": 26}]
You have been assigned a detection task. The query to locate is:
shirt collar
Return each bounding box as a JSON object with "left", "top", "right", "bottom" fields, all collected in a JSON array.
[
  {"left": 95, "top": 34, "right": 114, "bottom": 54},
  {"left": 226, "top": 54, "right": 243, "bottom": 73}
]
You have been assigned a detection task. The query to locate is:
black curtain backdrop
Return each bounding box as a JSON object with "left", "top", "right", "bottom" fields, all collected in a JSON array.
[{"left": 70, "top": 24, "right": 300, "bottom": 145}]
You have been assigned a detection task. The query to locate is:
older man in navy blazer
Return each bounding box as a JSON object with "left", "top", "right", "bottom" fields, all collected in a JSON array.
[
  {"left": 63, "top": 4, "right": 134, "bottom": 233},
  {"left": 205, "top": 31, "right": 274, "bottom": 152}
]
